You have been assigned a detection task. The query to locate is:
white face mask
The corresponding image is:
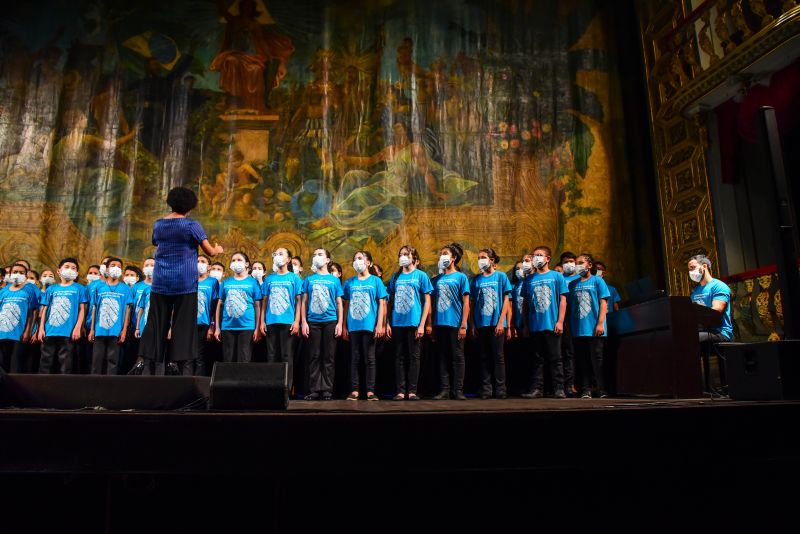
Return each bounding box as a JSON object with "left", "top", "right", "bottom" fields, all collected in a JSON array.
[
  {"left": 562, "top": 262, "right": 576, "bottom": 275},
  {"left": 86, "top": 274, "right": 100, "bottom": 283},
  {"left": 143, "top": 266, "right": 154, "bottom": 278},
  {"left": 522, "top": 261, "right": 533, "bottom": 273},
  {"left": 272, "top": 253, "right": 287, "bottom": 267},
  {"left": 533, "top": 255, "right": 547, "bottom": 269},
  {"left": 230, "top": 261, "right": 246, "bottom": 274},
  {"left": 312, "top": 254, "right": 327, "bottom": 269},
  {"left": 595, "top": 270, "right": 604, "bottom": 279},
  {"left": 11, "top": 273, "right": 26, "bottom": 286},
  {"left": 273, "top": 263, "right": 279, "bottom": 273},
  {"left": 41, "top": 276, "right": 56, "bottom": 287},
  {"left": 61, "top": 269, "right": 78, "bottom": 282},
  {"left": 251, "top": 269, "right": 264, "bottom": 280},
  {"left": 26, "top": 279, "right": 37, "bottom": 285},
  {"left": 689, "top": 268, "right": 703, "bottom": 283},
  {"left": 107, "top": 266, "right": 122, "bottom": 280},
  {"left": 3, "top": 274, "right": 10, "bottom": 284},
  {"left": 516, "top": 269, "right": 524, "bottom": 280},
  {"left": 209, "top": 270, "right": 223, "bottom": 281},
  {"left": 197, "top": 262, "right": 208, "bottom": 275},
  {"left": 439, "top": 255, "right": 452, "bottom": 269},
  {"left": 398, "top": 255, "right": 411, "bottom": 268},
  {"left": 437, "top": 259, "right": 447, "bottom": 273},
  {"left": 478, "top": 258, "right": 490, "bottom": 272},
  {"left": 353, "top": 259, "right": 367, "bottom": 274},
  {"left": 123, "top": 276, "right": 138, "bottom": 287},
  {"left": 99, "top": 264, "right": 107, "bottom": 277},
  {"left": 575, "top": 264, "right": 588, "bottom": 277}
]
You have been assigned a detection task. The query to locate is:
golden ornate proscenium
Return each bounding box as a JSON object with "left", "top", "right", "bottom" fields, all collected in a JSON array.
[{"left": 638, "top": 0, "right": 800, "bottom": 296}]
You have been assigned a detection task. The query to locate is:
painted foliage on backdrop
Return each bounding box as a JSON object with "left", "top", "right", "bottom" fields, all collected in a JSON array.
[{"left": 0, "top": 0, "right": 633, "bottom": 281}]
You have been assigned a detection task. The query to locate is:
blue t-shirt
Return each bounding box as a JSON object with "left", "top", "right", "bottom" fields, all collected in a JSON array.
[
  {"left": 131, "top": 281, "right": 149, "bottom": 326},
  {"left": 42, "top": 283, "right": 88, "bottom": 338},
  {"left": 470, "top": 271, "right": 512, "bottom": 329},
  {"left": 569, "top": 275, "right": 611, "bottom": 337},
  {"left": 0, "top": 286, "right": 40, "bottom": 341},
  {"left": 152, "top": 217, "right": 207, "bottom": 296},
  {"left": 197, "top": 277, "right": 219, "bottom": 327},
  {"left": 433, "top": 271, "right": 470, "bottom": 328},
  {"left": 343, "top": 275, "right": 388, "bottom": 332},
  {"left": 563, "top": 273, "right": 581, "bottom": 285},
  {"left": 525, "top": 270, "right": 569, "bottom": 332},
  {"left": 606, "top": 284, "right": 621, "bottom": 313},
  {"left": 262, "top": 272, "right": 304, "bottom": 326},
  {"left": 388, "top": 269, "right": 434, "bottom": 328},
  {"left": 136, "top": 284, "right": 152, "bottom": 334},
  {"left": 91, "top": 282, "right": 133, "bottom": 337},
  {"left": 219, "top": 276, "right": 262, "bottom": 330},
  {"left": 691, "top": 278, "right": 733, "bottom": 341},
  {"left": 303, "top": 274, "right": 343, "bottom": 324},
  {"left": 511, "top": 278, "right": 526, "bottom": 330}
]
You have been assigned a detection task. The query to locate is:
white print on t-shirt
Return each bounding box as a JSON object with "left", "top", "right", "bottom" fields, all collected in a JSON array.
[
  {"left": 349, "top": 290, "right": 371, "bottom": 320},
  {"left": 533, "top": 284, "right": 552, "bottom": 313},
  {"left": 394, "top": 284, "right": 416, "bottom": 314},
  {"left": 197, "top": 291, "right": 206, "bottom": 319},
  {"left": 48, "top": 295, "right": 72, "bottom": 327},
  {"left": 225, "top": 289, "right": 248, "bottom": 319},
  {"left": 270, "top": 285, "right": 291, "bottom": 315},
  {"left": 480, "top": 286, "right": 497, "bottom": 316},
  {"left": 310, "top": 284, "right": 331, "bottom": 315},
  {"left": 0, "top": 302, "right": 21, "bottom": 332},
  {"left": 437, "top": 282, "right": 454, "bottom": 312},
  {"left": 98, "top": 298, "right": 120, "bottom": 329},
  {"left": 576, "top": 290, "right": 592, "bottom": 319}
]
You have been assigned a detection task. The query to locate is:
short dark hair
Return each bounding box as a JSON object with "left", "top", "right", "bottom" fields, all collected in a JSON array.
[
  {"left": 11, "top": 263, "right": 29, "bottom": 274},
  {"left": 533, "top": 245, "right": 552, "bottom": 257},
  {"left": 59, "top": 257, "right": 80, "bottom": 270},
  {"left": 125, "top": 265, "right": 143, "bottom": 280},
  {"left": 559, "top": 251, "right": 576, "bottom": 262},
  {"left": 88, "top": 264, "right": 100, "bottom": 271},
  {"left": 107, "top": 257, "right": 123, "bottom": 267},
  {"left": 167, "top": 186, "right": 198, "bottom": 215},
  {"left": 292, "top": 256, "right": 304, "bottom": 267},
  {"left": 211, "top": 261, "right": 225, "bottom": 269}
]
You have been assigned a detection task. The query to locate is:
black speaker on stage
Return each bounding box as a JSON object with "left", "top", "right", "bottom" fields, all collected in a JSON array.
[
  {"left": 209, "top": 362, "right": 289, "bottom": 410},
  {"left": 720, "top": 341, "right": 800, "bottom": 400}
]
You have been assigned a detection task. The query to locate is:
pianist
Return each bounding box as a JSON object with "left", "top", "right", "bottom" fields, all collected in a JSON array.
[{"left": 687, "top": 255, "right": 733, "bottom": 343}]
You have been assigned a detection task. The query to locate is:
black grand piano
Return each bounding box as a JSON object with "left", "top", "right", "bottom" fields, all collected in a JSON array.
[{"left": 607, "top": 295, "right": 723, "bottom": 398}]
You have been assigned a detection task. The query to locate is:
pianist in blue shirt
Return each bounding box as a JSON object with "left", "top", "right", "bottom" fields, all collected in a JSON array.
[{"left": 687, "top": 254, "right": 733, "bottom": 342}]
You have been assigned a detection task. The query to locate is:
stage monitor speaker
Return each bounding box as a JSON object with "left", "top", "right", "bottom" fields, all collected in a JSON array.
[
  {"left": 209, "top": 362, "right": 288, "bottom": 410},
  {"left": 720, "top": 341, "right": 800, "bottom": 400}
]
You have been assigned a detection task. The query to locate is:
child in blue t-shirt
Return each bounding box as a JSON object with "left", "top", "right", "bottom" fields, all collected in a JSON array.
[
  {"left": 568, "top": 253, "right": 610, "bottom": 398},
  {"left": 431, "top": 243, "right": 470, "bottom": 400},
  {"left": 523, "top": 246, "right": 569, "bottom": 399},
  {"left": 37, "top": 258, "right": 88, "bottom": 374},
  {"left": 558, "top": 251, "right": 579, "bottom": 396},
  {"left": 260, "top": 247, "right": 303, "bottom": 390},
  {"left": 387, "top": 245, "right": 433, "bottom": 401},
  {"left": 342, "top": 251, "right": 387, "bottom": 401},
  {"left": 215, "top": 251, "right": 262, "bottom": 364},
  {"left": 0, "top": 264, "right": 40, "bottom": 372},
  {"left": 89, "top": 257, "right": 133, "bottom": 375},
  {"left": 301, "top": 248, "right": 343, "bottom": 400},
  {"left": 194, "top": 255, "right": 219, "bottom": 376},
  {"left": 469, "top": 248, "right": 512, "bottom": 399}
]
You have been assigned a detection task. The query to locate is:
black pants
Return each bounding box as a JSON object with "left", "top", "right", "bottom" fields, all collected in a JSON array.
[
  {"left": 436, "top": 326, "right": 465, "bottom": 394},
  {"left": 394, "top": 326, "right": 421, "bottom": 395},
  {"left": 699, "top": 331, "right": 728, "bottom": 391},
  {"left": 222, "top": 330, "right": 253, "bottom": 363},
  {"left": 308, "top": 322, "right": 336, "bottom": 395},
  {"left": 0, "top": 340, "right": 24, "bottom": 373},
  {"left": 532, "top": 331, "right": 564, "bottom": 392},
  {"left": 561, "top": 320, "right": 575, "bottom": 391},
  {"left": 195, "top": 325, "right": 211, "bottom": 376},
  {"left": 574, "top": 336, "right": 605, "bottom": 395},
  {"left": 142, "top": 291, "right": 198, "bottom": 363},
  {"left": 349, "top": 330, "right": 376, "bottom": 393},
  {"left": 477, "top": 327, "right": 506, "bottom": 397},
  {"left": 266, "top": 324, "right": 295, "bottom": 390},
  {"left": 92, "top": 336, "right": 119, "bottom": 375},
  {"left": 39, "top": 337, "right": 75, "bottom": 374}
]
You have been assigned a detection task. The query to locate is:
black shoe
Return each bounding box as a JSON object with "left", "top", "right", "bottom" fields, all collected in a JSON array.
[
  {"left": 407, "top": 393, "right": 421, "bottom": 401},
  {"left": 553, "top": 388, "right": 567, "bottom": 399},
  {"left": 322, "top": 392, "right": 333, "bottom": 401},
  {"left": 432, "top": 391, "right": 450, "bottom": 400},
  {"left": 480, "top": 394, "right": 492, "bottom": 400},
  {"left": 304, "top": 393, "right": 321, "bottom": 401},
  {"left": 496, "top": 393, "right": 507, "bottom": 400},
  {"left": 166, "top": 362, "right": 180, "bottom": 376},
  {"left": 454, "top": 392, "right": 467, "bottom": 400},
  {"left": 127, "top": 361, "right": 144, "bottom": 376}
]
